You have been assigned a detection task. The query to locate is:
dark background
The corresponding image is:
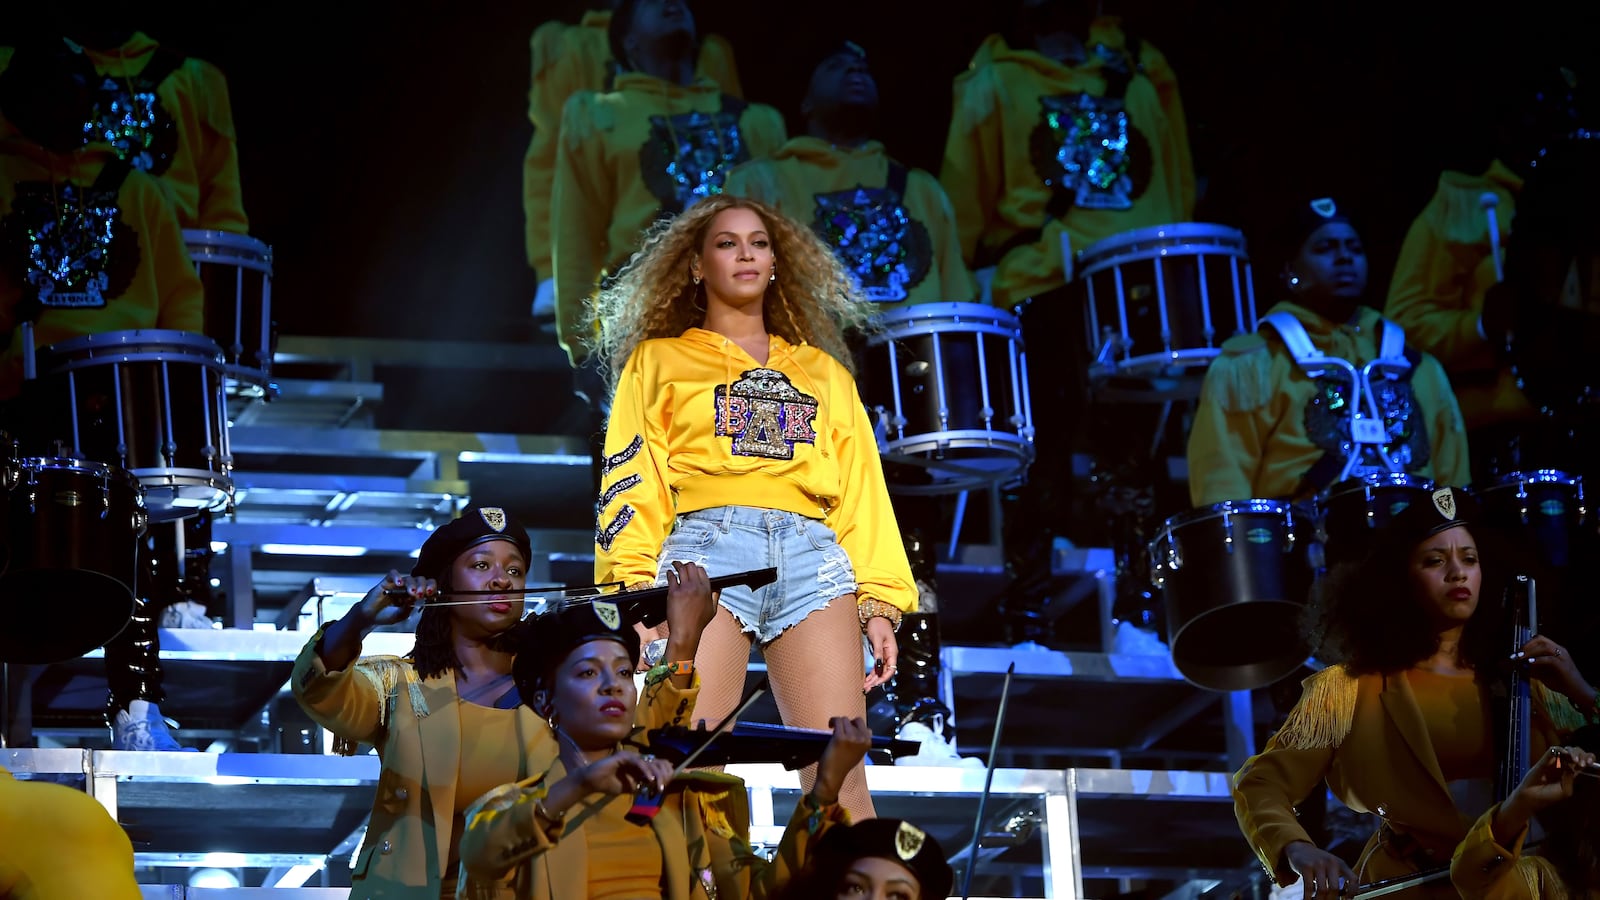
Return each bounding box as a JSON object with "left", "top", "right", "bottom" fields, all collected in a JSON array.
[{"left": 8, "top": 1, "right": 1596, "bottom": 431}]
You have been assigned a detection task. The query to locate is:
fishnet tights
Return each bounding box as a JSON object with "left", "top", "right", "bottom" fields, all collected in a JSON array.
[{"left": 691, "top": 594, "right": 875, "bottom": 820}]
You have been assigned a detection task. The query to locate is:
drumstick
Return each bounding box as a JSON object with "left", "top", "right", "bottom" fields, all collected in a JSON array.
[{"left": 1481, "top": 192, "right": 1505, "bottom": 282}]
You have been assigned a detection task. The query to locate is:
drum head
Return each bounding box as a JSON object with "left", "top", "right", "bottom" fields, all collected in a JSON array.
[
  {"left": 1168, "top": 601, "right": 1308, "bottom": 692},
  {"left": 0, "top": 568, "right": 134, "bottom": 663}
]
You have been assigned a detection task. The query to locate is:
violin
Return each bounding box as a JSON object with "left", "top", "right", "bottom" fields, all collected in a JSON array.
[{"left": 647, "top": 721, "right": 920, "bottom": 770}]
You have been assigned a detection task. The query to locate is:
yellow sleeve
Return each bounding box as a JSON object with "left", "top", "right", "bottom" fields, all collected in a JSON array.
[
  {"left": 552, "top": 91, "right": 614, "bottom": 366},
  {"left": 187, "top": 61, "right": 249, "bottom": 233},
  {"left": 738, "top": 102, "right": 788, "bottom": 162},
  {"left": 827, "top": 376, "right": 917, "bottom": 613},
  {"left": 458, "top": 772, "right": 565, "bottom": 882},
  {"left": 1384, "top": 213, "right": 1495, "bottom": 371},
  {"left": 749, "top": 793, "right": 851, "bottom": 898},
  {"left": 523, "top": 20, "right": 588, "bottom": 276},
  {"left": 910, "top": 168, "right": 979, "bottom": 302},
  {"left": 595, "top": 349, "right": 676, "bottom": 588},
  {"left": 1416, "top": 355, "right": 1471, "bottom": 489},
  {"left": 720, "top": 159, "right": 779, "bottom": 207},
  {"left": 0, "top": 775, "right": 142, "bottom": 900},
  {"left": 638, "top": 669, "right": 700, "bottom": 730},
  {"left": 940, "top": 67, "right": 1003, "bottom": 266},
  {"left": 1449, "top": 804, "right": 1542, "bottom": 900},
  {"left": 1135, "top": 41, "right": 1195, "bottom": 218},
  {"left": 288, "top": 625, "right": 391, "bottom": 747},
  {"left": 134, "top": 174, "right": 206, "bottom": 333},
  {"left": 1185, "top": 342, "right": 1273, "bottom": 506},
  {"left": 698, "top": 34, "right": 743, "bottom": 99}
]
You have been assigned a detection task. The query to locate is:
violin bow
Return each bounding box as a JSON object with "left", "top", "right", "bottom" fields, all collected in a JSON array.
[{"left": 961, "top": 661, "right": 1016, "bottom": 900}]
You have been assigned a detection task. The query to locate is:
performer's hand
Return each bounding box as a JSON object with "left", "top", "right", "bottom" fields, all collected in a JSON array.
[
  {"left": 1283, "top": 841, "right": 1356, "bottom": 900},
  {"left": 663, "top": 561, "right": 716, "bottom": 665},
  {"left": 863, "top": 615, "right": 899, "bottom": 691},
  {"left": 1516, "top": 635, "right": 1595, "bottom": 705},
  {"left": 1495, "top": 744, "right": 1597, "bottom": 840},
  {"left": 811, "top": 716, "right": 873, "bottom": 807},
  {"left": 577, "top": 749, "right": 676, "bottom": 798},
  {"left": 356, "top": 570, "right": 435, "bottom": 628}
]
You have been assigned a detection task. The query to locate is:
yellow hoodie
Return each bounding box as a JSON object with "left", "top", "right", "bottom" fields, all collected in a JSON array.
[
  {"left": 523, "top": 12, "right": 743, "bottom": 278},
  {"left": 0, "top": 766, "right": 142, "bottom": 899},
  {"left": 596, "top": 328, "right": 916, "bottom": 614},
  {"left": 1186, "top": 301, "right": 1470, "bottom": 507},
  {"left": 0, "top": 140, "right": 205, "bottom": 398},
  {"left": 0, "top": 37, "right": 247, "bottom": 232},
  {"left": 553, "top": 74, "right": 786, "bottom": 364},
  {"left": 723, "top": 137, "right": 976, "bottom": 306},
  {"left": 940, "top": 32, "right": 1193, "bottom": 309},
  {"left": 1384, "top": 160, "right": 1530, "bottom": 429}
]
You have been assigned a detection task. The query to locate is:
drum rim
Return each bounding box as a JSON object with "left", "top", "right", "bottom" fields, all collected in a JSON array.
[
  {"left": 1157, "top": 499, "right": 1296, "bottom": 539},
  {"left": 1481, "top": 468, "right": 1584, "bottom": 489},
  {"left": 871, "top": 301, "right": 1021, "bottom": 327},
  {"left": 1317, "top": 472, "right": 1436, "bottom": 500},
  {"left": 14, "top": 455, "right": 142, "bottom": 485},
  {"left": 1077, "top": 222, "right": 1249, "bottom": 270},
  {"left": 181, "top": 228, "right": 272, "bottom": 255},
  {"left": 43, "top": 328, "right": 226, "bottom": 357}
]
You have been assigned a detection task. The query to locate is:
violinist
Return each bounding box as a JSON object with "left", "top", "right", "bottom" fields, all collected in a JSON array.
[
  {"left": 1232, "top": 487, "right": 1599, "bottom": 899},
  {"left": 290, "top": 507, "right": 715, "bottom": 900},
  {"left": 457, "top": 600, "right": 870, "bottom": 900}
]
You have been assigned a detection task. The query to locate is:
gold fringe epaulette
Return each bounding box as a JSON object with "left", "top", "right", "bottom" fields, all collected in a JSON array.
[
  {"left": 356, "top": 657, "right": 430, "bottom": 728},
  {"left": 1272, "top": 665, "right": 1358, "bottom": 750},
  {"left": 1534, "top": 680, "right": 1595, "bottom": 734}
]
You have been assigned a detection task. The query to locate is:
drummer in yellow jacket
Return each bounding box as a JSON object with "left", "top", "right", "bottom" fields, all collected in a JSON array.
[
  {"left": 0, "top": 41, "right": 204, "bottom": 401},
  {"left": 722, "top": 41, "right": 974, "bottom": 307},
  {"left": 552, "top": 0, "right": 785, "bottom": 367},
  {"left": 938, "top": 0, "right": 1194, "bottom": 310},
  {"left": 1187, "top": 197, "right": 1470, "bottom": 508},
  {"left": 523, "top": 3, "right": 742, "bottom": 290}
]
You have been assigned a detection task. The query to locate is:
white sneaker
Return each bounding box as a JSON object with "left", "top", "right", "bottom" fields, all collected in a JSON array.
[
  {"left": 893, "top": 721, "right": 985, "bottom": 769},
  {"left": 159, "top": 601, "right": 216, "bottom": 629},
  {"left": 112, "top": 700, "right": 186, "bottom": 751}
]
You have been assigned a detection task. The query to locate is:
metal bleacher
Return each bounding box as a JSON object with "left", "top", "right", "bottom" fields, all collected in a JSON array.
[{"left": 9, "top": 334, "right": 1263, "bottom": 898}]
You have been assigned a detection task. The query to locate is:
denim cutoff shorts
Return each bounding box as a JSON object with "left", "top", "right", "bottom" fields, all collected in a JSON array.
[{"left": 655, "top": 506, "right": 857, "bottom": 644}]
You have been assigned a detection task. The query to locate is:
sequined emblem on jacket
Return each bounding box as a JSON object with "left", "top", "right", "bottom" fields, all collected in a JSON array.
[
  {"left": 0, "top": 180, "right": 137, "bottom": 309},
  {"left": 812, "top": 185, "right": 932, "bottom": 303},
  {"left": 1030, "top": 92, "right": 1150, "bottom": 211},
  {"left": 640, "top": 108, "right": 749, "bottom": 214},
  {"left": 714, "top": 368, "right": 818, "bottom": 460},
  {"left": 1303, "top": 376, "right": 1432, "bottom": 479}
]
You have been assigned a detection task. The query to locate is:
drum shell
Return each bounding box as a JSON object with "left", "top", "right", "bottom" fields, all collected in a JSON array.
[
  {"left": 1077, "top": 223, "right": 1258, "bottom": 382},
  {"left": 23, "top": 329, "right": 234, "bottom": 521},
  {"left": 184, "top": 229, "right": 275, "bottom": 386},
  {"left": 1151, "top": 501, "right": 1313, "bottom": 691},
  {"left": 1475, "top": 470, "right": 1588, "bottom": 570},
  {"left": 861, "top": 302, "right": 1034, "bottom": 490},
  {"left": 0, "top": 457, "right": 146, "bottom": 664},
  {"left": 1316, "top": 474, "right": 1435, "bottom": 570}
]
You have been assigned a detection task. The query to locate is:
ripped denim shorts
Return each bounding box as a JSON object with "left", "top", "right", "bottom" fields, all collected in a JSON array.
[{"left": 654, "top": 506, "right": 857, "bottom": 645}]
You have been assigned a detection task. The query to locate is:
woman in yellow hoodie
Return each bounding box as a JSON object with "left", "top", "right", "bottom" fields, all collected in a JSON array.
[{"left": 587, "top": 194, "right": 917, "bottom": 820}]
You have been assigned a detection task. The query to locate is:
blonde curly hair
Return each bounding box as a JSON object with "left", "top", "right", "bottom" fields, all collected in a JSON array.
[{"left": 586, "top": 195, "right": 876, "bottom": 388}]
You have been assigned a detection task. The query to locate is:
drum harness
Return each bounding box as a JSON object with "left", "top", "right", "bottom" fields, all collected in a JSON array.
[{"left": 1260, "top": 312, "right": 1420, "bottom": 491}]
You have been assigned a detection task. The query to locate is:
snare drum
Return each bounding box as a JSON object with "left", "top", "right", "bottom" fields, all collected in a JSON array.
[
  {"left": 861, "top": 302, "right": 1034, "bottom": 491},
  {"left": 0, "top": 455, "right": 148, "bottom": 664},
  {"left": 1077, "top": 223, "right": 1258, "bottom": 383},
  {"left": 27, "top": 330, "right": 234, "bottom": 521},
  {"left": 1475, "top": 470, "right": 1588, "bottom": 570},
  {"left": 183, "top": 229, "right": 275, "bottom": 387},
  {"left": 1316, "top": 473, "right": 1435, "bottom": 570},
  {"left": 1150, "top": 500, "right": 1313, "bottom": 691}
]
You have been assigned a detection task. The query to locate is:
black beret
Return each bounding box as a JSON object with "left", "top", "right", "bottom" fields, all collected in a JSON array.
[{"left": 411, "top": 506, "right": 532, "bottom": 582}]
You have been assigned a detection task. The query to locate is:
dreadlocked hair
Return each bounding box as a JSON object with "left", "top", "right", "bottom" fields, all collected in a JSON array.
[
  {"left": 409, "top": 601, "right": 461, "bottom": 681},
  {"left": 586, "top": 194, "right": 877, "bottom": 391}
]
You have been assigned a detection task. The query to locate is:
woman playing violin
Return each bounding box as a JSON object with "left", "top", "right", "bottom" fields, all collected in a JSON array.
[
  {"left": 1232, "top": 487, "right": 1600, "bottom": 900},
  {"left": 457, "top": 597, "right": 871, "bottom": 899}
]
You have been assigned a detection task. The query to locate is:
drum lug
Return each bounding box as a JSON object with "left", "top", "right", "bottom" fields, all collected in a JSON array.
[
  {"left": 0, "top": 461, "right": 17, "bottom": 491},
  {"left": 1221, "top": 510, "right": 1233, "bottom": 553},
  {"left": 132, "top": 506, "right": 149, "bottom": 538}
]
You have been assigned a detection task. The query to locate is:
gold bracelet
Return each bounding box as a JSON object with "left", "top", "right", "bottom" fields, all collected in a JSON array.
[{"left": 856, "top": 598, "right": 903, "bottom": 632}]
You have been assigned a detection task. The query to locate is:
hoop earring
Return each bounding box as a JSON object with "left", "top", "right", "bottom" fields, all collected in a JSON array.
[{"left": 770, "top": 268, "right": 777, "bottom": 282}]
